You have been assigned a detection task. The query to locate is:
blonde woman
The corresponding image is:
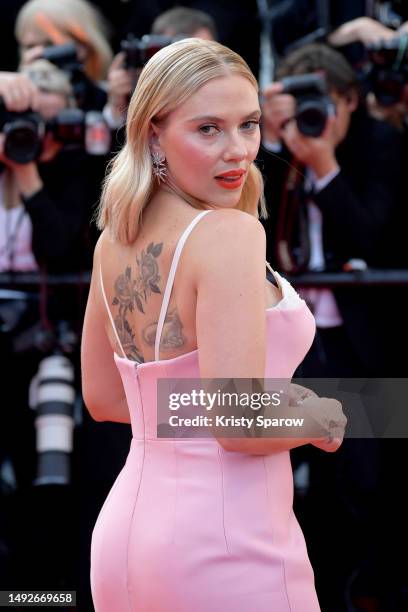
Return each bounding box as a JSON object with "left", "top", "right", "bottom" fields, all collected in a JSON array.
[
  {"left": 15, "top": 0, "right": 112, "bottom": 110},
  {"left": 82, "top": 38, "right": 346, "bottom": 611}
]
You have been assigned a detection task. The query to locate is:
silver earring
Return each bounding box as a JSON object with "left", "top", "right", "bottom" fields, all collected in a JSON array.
[{"left": 151, "top": 151, "right": 167, "bottom": 183}]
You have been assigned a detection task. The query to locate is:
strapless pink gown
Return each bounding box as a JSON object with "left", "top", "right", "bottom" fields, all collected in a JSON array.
[{"left": 91, "top": 211, "right": 320, "bottom": 611}]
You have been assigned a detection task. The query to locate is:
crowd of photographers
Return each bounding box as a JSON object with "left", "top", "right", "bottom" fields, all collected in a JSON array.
[{"left": 0, "top": 1, "right": 407, "bottom": 611}]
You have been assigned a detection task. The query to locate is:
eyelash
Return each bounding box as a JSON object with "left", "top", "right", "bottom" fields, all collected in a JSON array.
[{"left": 198, "top": 120, "right": 260, "bottom": 135}]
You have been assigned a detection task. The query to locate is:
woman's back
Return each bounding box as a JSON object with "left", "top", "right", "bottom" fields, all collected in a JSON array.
[{"left": 98, "top": 192, "right": 284, "bottom": 366}]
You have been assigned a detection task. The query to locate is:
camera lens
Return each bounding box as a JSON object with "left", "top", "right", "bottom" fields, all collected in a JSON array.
[
  {"left": 296, "top": 99, "right": 329, "bottom": 137},
  {"left": 3, "top": 119, "right": 42, "bottom": 164}
]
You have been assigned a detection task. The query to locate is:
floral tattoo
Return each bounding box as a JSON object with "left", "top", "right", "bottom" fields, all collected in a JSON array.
[{"left": 112, "top": 242, "right": 163, "bottom": 361}]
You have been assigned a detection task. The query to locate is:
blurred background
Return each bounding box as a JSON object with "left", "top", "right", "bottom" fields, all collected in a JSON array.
[{"left": 0, "top": 1, "right": 407, "bottom": 611}]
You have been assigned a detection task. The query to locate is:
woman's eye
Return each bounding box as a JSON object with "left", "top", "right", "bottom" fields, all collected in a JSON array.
[
  {"left": 241, "top": 120, "right": 260, "bottom": 131},
  {"left": 199, "top": 125, "right": 218, "bottom": 135}
]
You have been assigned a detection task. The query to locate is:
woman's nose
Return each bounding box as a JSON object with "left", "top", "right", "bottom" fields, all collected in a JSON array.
[{"left": 222, "top": 133, "right": 247, "bottom": 162}]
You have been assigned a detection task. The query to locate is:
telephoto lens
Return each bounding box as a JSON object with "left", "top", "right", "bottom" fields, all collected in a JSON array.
[{"left": 30, "top": 355, "right": 76, "bottom": 486}]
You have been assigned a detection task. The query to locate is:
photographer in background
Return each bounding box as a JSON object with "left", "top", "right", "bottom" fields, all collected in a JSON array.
[
  {"left": 259, "top": 44, "right": 405, "bottom": 611},
  {"left": 0, "top": 59, "right": 105, "bottom": 591},
  {"left": 260, "top": 44, "right": 404, "bottom": 372},
  {"left": 0, "top": 61, "right": 102, "bottom": 272},
  {"left": 15, "top": 0, "right": 112, "bottom": 112},
  {"left": 105, "top": 7, "right": 217, "bottom": 130}
]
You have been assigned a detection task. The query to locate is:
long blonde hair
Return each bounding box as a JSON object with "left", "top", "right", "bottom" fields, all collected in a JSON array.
[
  {"left": 15, "top": 0, "right": 112, "bottom": 81},
  {"left": 98, "top": 38, "right": 267, "bottom": 245}
]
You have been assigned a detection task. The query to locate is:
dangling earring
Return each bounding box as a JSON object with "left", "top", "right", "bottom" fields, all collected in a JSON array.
[{"left": 151, "top": 151, "right": 167, "bottom": 183}]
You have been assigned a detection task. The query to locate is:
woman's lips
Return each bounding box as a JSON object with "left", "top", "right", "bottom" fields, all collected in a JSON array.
[{"left": 214, "top": 169, "right": 246, "bottom": 190}]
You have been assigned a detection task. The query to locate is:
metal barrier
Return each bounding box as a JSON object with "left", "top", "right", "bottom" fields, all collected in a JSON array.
[{"left": 2, "top": 269, "right": 408, "bottom": 289}]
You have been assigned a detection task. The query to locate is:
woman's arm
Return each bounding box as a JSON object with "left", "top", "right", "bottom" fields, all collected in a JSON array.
[
  {"left": 192, "top": 209, "right": 314, "bottom": 455},
  {"left": 81, "top": 236, "right": 131, "bottom": 424}
]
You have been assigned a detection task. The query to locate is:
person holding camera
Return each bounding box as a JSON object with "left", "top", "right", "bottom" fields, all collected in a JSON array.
[
  {"left": 15, "top": 0, "right": 112, "bottom": 112},
  {"left": 260, "top": 43, "right": 404, "bottom": 373},
  {"left": 0, "top": 58, "right": 107, "bottom": 591},
  {"left": 259, "top": 43, "right": 405, "bottom": 610},
  {"left": 104, "top": 7, "right": 217, "bottom": 130},
  {"left": 0, "top": 61, "right": 102, "bottom": 273}
]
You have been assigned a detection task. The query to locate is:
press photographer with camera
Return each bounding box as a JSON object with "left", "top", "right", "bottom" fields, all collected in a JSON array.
[
  {"left": 260, "top": 43, "right": 404, "bottom": 369},
  {"left": 15, "top": 0, "right": 112, "bottom": 113},
  {"left": 329, "top": 13, "right": 408, "bottom": 132},
  {"left": 104, "top": 7, "right": 217, "bottom": 130},
  {"left": 0, "top": 61, "right": 104, "bottom": 272},
  {"left": 0, "top": 59, "right": 106, "bottom": 590},
  {"left": 259, "top": 43, "right": 405, "bottom": 610}
]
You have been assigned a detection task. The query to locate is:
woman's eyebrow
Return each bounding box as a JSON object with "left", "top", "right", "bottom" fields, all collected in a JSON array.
[{"left": 187, "top": 110, "right": 261, "bottom": 123}]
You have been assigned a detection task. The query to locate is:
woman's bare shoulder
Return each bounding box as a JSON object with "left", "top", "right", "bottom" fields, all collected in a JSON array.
[{"left": 190, "top": 209, "right": 266, "bottom": 269}]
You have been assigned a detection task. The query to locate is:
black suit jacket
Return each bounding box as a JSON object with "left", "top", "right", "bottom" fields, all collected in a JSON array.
[{"left": 259, "top": 109, "right": 406, "bottom": 374}]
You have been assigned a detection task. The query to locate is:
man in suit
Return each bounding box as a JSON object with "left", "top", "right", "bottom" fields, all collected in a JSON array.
[
  {"left": 260, "top": 43, "right": 404, "bottom": 376},
  {"left": 258, "top": 43, "right": 405, "bottom": 611}
]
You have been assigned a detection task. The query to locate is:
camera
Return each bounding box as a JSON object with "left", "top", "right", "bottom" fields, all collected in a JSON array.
[
  {"left": 0, "top": 102, "right": 110, "bottom": 163},
  {"left": 121, "top": 34, "right": 177, "bottom": 69},
  {"left": 40, "top": 42, "right": 95, "bottom": 109},
  {"left": 365, "top": 35, "right": 408, "bottom": 106},
  {"left": 280, "top": 73, "right": 335, "bottom": 137}
]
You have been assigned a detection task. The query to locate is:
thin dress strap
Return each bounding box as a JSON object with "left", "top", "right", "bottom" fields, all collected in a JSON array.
[
  {"left": 155, "top": 210, "right": 213, "bottom": 362},
  {"left": 266, "top": 260, "right": 283, "bottom": 292},
  {"left": 99, "top": 263, "right": 127, "bottom": 358}
]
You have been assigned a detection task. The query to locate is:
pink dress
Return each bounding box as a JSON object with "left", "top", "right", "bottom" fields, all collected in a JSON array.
[{"left": 91, "top": 210, "right": 320, "bottom": 611}]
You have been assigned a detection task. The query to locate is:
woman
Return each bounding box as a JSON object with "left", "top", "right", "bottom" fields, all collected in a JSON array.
[
  {"left": 81, "top": 38, "right": 346, "bottom": 611},
  {"left": 15, "top": 0, "right": 112, "bottom": 110}
]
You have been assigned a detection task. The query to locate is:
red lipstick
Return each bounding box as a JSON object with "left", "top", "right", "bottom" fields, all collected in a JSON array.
[{"left": 214, "top": 169, "right": 246, "bottom": 190}]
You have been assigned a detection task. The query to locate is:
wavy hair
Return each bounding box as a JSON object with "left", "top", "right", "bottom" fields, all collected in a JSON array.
[
  {"left": 15, "top": 0, "right": 112, "bottom": 81},
  {"left": 98, "top": 38, "right": 267, "bottom": 245}
]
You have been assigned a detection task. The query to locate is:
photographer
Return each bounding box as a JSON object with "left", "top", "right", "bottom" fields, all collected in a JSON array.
[
  {"left": 259, "top": 43, "right": 405, "bottom": 610},
  {"left": 0, "top": 59, "right": 108, "bottom": 591},
  {"left": 0, "top": 63, "right": 102, "bottom": 272},
  {"left": 15, "top": 0, "right": 112, "bottom": 112},
  {"left": 260, "top": 44, "right": 404, "bottom": 371},
  {"left": 105, "top": 7, "right": 217, "bottom": 130}
]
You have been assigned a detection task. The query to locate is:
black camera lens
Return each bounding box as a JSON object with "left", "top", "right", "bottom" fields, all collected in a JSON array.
[
  {"left": 3, "top": 119, "right": 42, "bottom": 163},
  {"left": 281, "top": 74, "right": 334, "bottom": 138},
  {"left": 296, "top": 99, "right": 331, "bottom": 137}
]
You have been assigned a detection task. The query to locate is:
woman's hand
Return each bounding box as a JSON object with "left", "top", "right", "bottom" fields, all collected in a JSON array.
[
  {"left": 288, "top": 383, "right": 318, "bottom": 406},
  {"left": 298, "top": 395, "right": 347, "bottom": 452}
]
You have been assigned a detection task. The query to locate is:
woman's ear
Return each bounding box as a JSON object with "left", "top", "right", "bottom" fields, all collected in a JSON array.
[{"left": 148, "top": 121, "right": 163, "bottom": 156}]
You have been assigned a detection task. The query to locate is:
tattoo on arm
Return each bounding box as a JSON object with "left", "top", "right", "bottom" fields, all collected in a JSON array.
[{"left": 111, "top": 242, "right": 163, "bottom": 361}]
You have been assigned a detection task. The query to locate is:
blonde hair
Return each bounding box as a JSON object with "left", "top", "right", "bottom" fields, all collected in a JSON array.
[
  {"left": 98, "top": 38, "right": 267, "bottom": 245},
  {"left": 15, "top": 0, "right": 113, "bottom": 81}
]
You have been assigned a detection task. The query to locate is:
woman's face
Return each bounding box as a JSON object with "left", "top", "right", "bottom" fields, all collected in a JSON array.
[{"left": 152, "top": 74, "right": 261, "bottom": 208}]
